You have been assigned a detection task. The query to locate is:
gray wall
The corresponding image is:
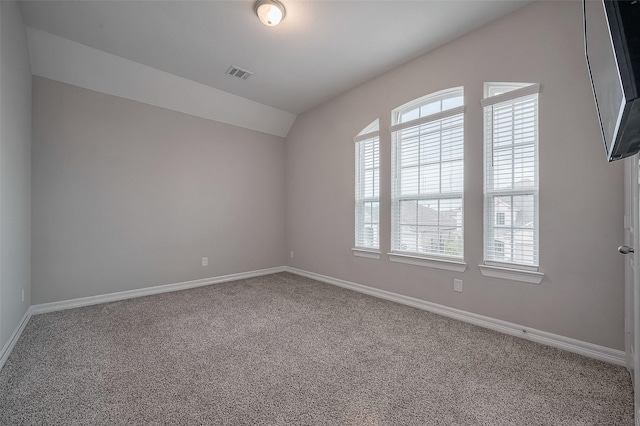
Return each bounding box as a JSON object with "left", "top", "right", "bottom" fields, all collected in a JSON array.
[
  {"left": 0, "top": 1, "right": 32, "bottom": 349},
  {"left": 284, "top": 1, "right": 626, "bottom": 350},
  {"left": 32, "top": 77, "right": 285, "bottom": 304}
]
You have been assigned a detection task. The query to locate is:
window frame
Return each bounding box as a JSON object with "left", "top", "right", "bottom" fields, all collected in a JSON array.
[
  {"left": 353, "top": 120, "right": 381, "bottom": 259},
  {"left": 480, "top": 82, "right": 544, "bottom": 284},
  {"left": 388, "top": 87, "right": 467, "bottom": 271}
]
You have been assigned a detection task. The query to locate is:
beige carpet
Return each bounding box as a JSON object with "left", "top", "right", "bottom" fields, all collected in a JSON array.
[{"left": 0, "top": 272, "right": 633, "bottom": 425}]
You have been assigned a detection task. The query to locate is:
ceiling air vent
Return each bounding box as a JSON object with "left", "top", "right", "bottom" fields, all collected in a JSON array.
[{"left": 225, "top": 65, "right": 253, "bottom": 81}]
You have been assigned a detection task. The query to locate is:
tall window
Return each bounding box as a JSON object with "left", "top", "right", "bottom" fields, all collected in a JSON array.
[
  {"left": 354, "top": 120, "right": 380, "bottom": 250},
  {"left": 483, "top": 83, "right": 540, "bottom": 268},
  {"left": 390, "top": 88, "right": 464, "bottom": 260}
]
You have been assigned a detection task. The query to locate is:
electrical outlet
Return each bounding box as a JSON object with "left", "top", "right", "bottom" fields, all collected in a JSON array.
[
  {"left": 21, "top": 289, "right": 24, "bottom": 302},
  {"left": 290, "top": 250, "right": 294, "bottom": 259},
  {"left": 202, "top": 257, "right": 208, "bottom": 266},
  {"left": 454, "top": 279, "right": 463, "bottom": 293}
]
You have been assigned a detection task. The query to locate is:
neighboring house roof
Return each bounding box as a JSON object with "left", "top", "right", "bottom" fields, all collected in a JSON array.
[{"left": 399, "top": 200, "right": 457, "bottom": 229}]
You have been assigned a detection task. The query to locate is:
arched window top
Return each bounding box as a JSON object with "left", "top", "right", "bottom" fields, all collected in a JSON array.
[
  {"left": 393, "top": 87, "right": 464, "bottom": 125},
  {"left": 354, "top": 118, "right": 380, "bottom": 143},
  {"left": 357, "top": 118, "right": 379, "bottom": 136}
]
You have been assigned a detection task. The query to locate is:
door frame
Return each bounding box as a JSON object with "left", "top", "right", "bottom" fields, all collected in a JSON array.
[{"left": 624, "top": 155, "right": 640, "bottom": 424}]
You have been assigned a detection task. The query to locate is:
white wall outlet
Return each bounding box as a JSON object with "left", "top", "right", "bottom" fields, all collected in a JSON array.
[
  {"left": 454, "top": 279, "right": 463, "bottom": 293},
  {"left": 290, "top": 250, "right": 294, "bottom": 259},
  {"left": 202, "top": 257, "right": 208, "bottom": 266},
  {"left": 21, "top": 289, "right": 24, "bottom": 302}
]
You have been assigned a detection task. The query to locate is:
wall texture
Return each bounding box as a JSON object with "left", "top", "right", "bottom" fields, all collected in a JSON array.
[
  {"left": 0, "top": 0, "right": 32, "bottom": 349},
  {"left": 32, "top": 77, "right": 285, "bottom": 304},
  {"left": 284, "top": 1, "right": 626, "bottom": 350}
]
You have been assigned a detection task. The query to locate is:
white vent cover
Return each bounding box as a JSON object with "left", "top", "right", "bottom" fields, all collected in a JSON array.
[{"left": 225, "top": 65, "right": 253, "bottom": 80}]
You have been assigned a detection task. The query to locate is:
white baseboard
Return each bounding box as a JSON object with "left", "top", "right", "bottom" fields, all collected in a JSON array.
[
  {"left": 30, "top": 266, "right": 286, "bottom": 315},
  {"left": 2, "top": 266, "right": 285, "bottom": 371},
  {"left": 285, "top": 267, "right": 626, "bottom": 367},
  {"left": 0, "top": 309, "right": 32, "bottom": 371},
  {"left": 2, "top": 265, "right": 626, "bottom": 372}
]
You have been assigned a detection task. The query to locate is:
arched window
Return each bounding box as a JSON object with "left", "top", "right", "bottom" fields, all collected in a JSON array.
[{"left": 390, "top": 88, "right": 465, "bottom": 263}]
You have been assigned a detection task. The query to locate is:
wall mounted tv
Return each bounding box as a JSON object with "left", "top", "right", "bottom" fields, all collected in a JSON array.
[{"left": 584, "top": 0, "right": 640, "bottom": 162}]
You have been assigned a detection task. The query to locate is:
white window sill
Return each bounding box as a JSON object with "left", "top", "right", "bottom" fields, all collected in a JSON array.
[
  {"left": 478, "top": 264, "right": 544, "bottom": 284},
  {"left": 388, "top": 252, "right": 467, "bottom": 272},
  {"left": 352, "top": 248, "right": 381, "bottom": 259}
]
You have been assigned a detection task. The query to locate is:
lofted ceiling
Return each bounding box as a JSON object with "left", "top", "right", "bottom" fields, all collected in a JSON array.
[{"left": 18, "top": 0, "right": 532, "bottom": 115}]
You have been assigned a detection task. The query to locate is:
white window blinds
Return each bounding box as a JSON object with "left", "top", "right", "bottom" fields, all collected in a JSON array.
[
  {"left": 355, "top": 121, "right": 380, "bottom": 250},
  {"left": 391, "top": 88, "right": 464, "bottom": 259},
  {"left": 483, "top": 83, "right": 540, "bottom": 268}
]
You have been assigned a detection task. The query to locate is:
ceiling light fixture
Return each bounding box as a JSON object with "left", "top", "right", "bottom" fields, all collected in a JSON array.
[{"left": 254, "top": 0, "right": 286, "bottom": 27}]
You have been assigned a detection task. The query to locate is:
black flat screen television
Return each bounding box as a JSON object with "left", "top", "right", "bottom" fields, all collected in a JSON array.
[{"left": 584, "top": 0, "right": 640, "bottom": 162}]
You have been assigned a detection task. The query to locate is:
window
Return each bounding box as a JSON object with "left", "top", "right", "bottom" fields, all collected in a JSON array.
[
  {"left": 390, "top": 88, "right": 464, "bottom": 262},
  {"left": 483, "top": 83, "right": 540, "bottom": 269},
  {"left": 354, "top": 119, "right": 380, "bottom": 253}
]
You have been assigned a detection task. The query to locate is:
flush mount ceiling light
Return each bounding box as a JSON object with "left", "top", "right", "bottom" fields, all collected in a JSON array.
[{"left": 254, "top": 0, "right": 286, "bottom": 27}]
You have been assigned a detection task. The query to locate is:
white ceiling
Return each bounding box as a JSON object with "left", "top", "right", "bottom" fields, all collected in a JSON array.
[{"left": 18, "top": 0, "right": 532, "bottom": 114}]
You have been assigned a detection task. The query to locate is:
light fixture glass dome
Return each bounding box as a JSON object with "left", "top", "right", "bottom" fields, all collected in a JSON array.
[{"left": 254, "top": 0, "right": 286, "bottom": 27}]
